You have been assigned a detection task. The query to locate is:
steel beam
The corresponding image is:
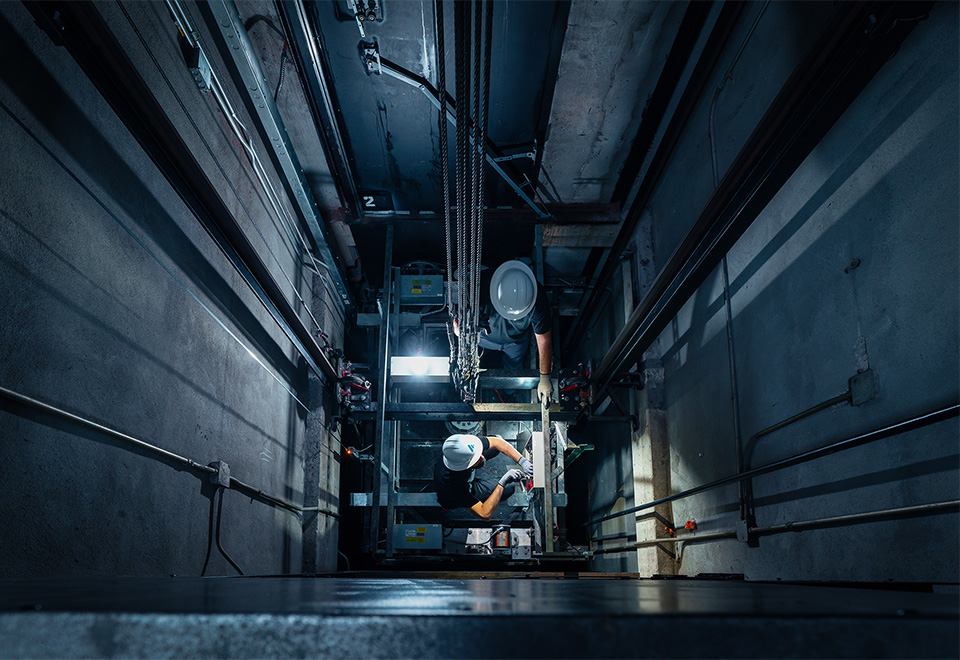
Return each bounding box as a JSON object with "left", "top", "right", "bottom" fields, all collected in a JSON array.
[
  {"left": 352, "top": 402, "right": 578, "bottom": 422},
  {"left": 276, "top": 0, "right": 361, "bottom": 219},
  {"left": 369, "top": 225, "right": 393, "bottom": 555},
  {"left": 349, "top": 491, "right": 567, "bottom": 508},
  {"left": 23, "top": 1, "right": 338, "bottom": 384},
  {"left": 358, "top": 204, "right": 618, "bottom": 225},
  {"left": 610, "top": 1, "right": 714, "bottom": 206},
  {"left": 205, "top": 0, "right": 352, "bottom": 308},
  {"left": 377, "top": 57, "right": 549, "bottom": 219},
  {"left": 590, "top": 1, "right": 934, "bottom": 400}
]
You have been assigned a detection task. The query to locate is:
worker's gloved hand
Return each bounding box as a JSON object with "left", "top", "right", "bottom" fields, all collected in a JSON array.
[
  {"left": 518, "top": 456, "right": 534, "bottom": 477},
  {"left": 498, "top": 469, "right": 525, "bottom": 488},
  {"left": 537, "top": 374, "right": 553, "bottom": 406}
]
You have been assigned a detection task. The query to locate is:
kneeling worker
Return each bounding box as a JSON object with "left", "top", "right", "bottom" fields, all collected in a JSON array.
[{"left": 434, "top": 434, "right": 534, "bottom": 520}]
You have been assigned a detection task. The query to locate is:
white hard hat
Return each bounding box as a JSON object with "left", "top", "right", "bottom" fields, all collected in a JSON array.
[
  {"left": 490, "top": 260, "right": 537, "bottom": 320},
  {"left": 442, "top": 434, "right": 483, "bottom": 471}
]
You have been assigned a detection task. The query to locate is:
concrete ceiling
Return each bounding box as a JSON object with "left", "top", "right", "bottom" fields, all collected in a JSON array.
[
  {"left": 240, "top": 0, "right": 691, "bottom": 282},
  {"left": 540, "top": 1, "right": 684, "bottom": 205}
]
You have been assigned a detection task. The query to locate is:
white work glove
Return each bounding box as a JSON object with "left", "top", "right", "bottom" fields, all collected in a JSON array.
[
  {"left": 518, "top": 456, "right": 534, "bottom": 478},
  {"left": 498, "top": 469, "right": 525, "bottom": 488},
  {"left": 537, "top": 374, "right": 553, "bottom": 406}
]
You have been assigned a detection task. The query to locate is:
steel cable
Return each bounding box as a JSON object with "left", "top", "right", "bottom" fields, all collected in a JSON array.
[
  {"left": 435, "top": 0, "right": 453, "bottom": 315},
  {"left": 477, "top": 0, "right": 493, "bottom": 331},
  {"left": 469, "top": 0, "right": 482, "bottom": 340}
]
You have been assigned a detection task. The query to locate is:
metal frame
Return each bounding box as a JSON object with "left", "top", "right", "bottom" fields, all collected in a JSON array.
[
  {"left": 369, "top": 225, "right": 394, "bottom": 555},
  {"left": 277, "top": 0, "right": 362, "bottom": 219},
  {"left": 205, "top": 0, "right": 353, "bottom": 308},
  {"left": 23, "top": 1, "right": 338, "bottom": 384},
  {"left": 376, "top": 57, "right": 549, "bottom": 219},
  {"left": 353, "top": 402, "right": 578, "bottom": 422}
]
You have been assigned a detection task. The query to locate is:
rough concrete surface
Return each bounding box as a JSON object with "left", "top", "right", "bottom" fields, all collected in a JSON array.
[
  {"left": 0, "top": 2, "right": 340, "bottom": 578},
  {"left": 643, "top": 3, "right": 959, "bottom": 581}
]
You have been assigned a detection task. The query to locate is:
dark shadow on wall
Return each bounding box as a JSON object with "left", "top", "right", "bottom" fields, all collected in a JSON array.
[
  {"left": 661, "top": 122, "right": 957, "bottom": 421},
  {"left": 0, "top": 230, "right": 293, "bottom": 451},
  {"left": 0, "top": 15, "right": 299, "bottom": 388},
  {"left": 660, "top": 64, "right": 952, "bottom": 367}
]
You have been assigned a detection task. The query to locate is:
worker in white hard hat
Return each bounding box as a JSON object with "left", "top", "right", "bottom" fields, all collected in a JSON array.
[
  {"left": 454, "top": 260, "right": 555, "bottom": 405},
  {"left": 433, "top": 433, "right": 534, "bottom": 520}
]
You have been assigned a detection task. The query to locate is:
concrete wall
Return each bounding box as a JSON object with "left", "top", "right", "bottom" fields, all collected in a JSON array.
[
  {"left": 0, "top": 2, "right": 341, "bottom": 577},
  {"left": 654, "top": 4, "right": 960, "bottom": 581},
  {"left": 640, "top": 3, "right": 958, "bottom": 581}
]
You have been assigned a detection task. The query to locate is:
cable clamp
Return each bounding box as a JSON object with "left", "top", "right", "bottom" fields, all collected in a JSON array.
[{"left": 209, "top": 461, "right": 231, "bottom": 488}]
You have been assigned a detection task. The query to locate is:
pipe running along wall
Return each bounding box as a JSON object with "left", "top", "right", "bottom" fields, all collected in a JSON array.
[
  {"left": 0, "top": 385, "right": 339, "bottom": 520},
  {"left": 586, "top": 404, "right": 960, "bottom": 528}
]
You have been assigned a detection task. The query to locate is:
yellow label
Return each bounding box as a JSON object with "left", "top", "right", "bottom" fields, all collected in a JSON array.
[
  {"left": 416, "top": 527, "right": 426, "bottom": 532},
  {"left": 412, "top": 289, "right": 422, "bottom": 294},
  {"left": 406, "top": 537, "right": 425, "bottom": 543}
]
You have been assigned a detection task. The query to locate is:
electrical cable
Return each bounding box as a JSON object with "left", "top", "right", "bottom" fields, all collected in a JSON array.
[
  {"left": 137, "top": 1, "right": 332, "bottom": 343},
  {"left": 214, "top": 487, "right": 245, "bottom": 574},
  {"left": 158, "top": 1, "right": 332, "bottom": 340}
]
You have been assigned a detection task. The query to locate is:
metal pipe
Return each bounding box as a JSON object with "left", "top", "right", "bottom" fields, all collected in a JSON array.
[
  {"left": 593, "top": 500, "right": 959, "bottom": 554},
  {"left": 742, "top": 390, "right": 850, "bottom": 521},
  {"left": 743, "top": 392, "right": 851, "bottom": 468},
  {"left": 229, "top": 477, "right": 340, "bottom": 519},
  {"left": 585, "top": 404, "right": 959, "bottom": 527},
  {"left": 0, "top": 385, "right": 338, "bottom": 518},
  {"left": 377, "top": 57, "right": 549, "bottom": 219},
  {"left": 752, "top": 499, "right": 959, "bottom": 537},
  {"left": 0, "top": 385, "right": 215, "bottom": 474},
  {"left": 205, "top": 0, "right": 353, "bottom": 308}
]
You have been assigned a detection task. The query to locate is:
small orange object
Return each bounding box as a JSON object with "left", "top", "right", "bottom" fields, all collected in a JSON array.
[{"left": 684, "top": 520, "right": 696, "bottom": 530}]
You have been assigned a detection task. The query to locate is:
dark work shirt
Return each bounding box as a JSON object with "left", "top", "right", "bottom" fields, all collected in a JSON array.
[
  {"left": 481, "top": 272, "right": 551, "bottom": 345},
  {"left": 434, "top": 435, "right": 490, "bottom": 509}
]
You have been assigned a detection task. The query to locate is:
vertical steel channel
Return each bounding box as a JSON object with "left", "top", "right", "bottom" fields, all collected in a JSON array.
[{"left": 369, "top": 225, "right": 394, "bottom": 556}]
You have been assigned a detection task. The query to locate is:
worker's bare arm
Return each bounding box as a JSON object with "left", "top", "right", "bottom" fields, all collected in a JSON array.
[
  {"left": 469, "top": 485, "right": 505, "bottom": 521},
  {"left": 487, "top": 435, "right": 522, "bottom": 463},
  {"left": 535, "top": 330, "right": 553, "bottom": 375}
]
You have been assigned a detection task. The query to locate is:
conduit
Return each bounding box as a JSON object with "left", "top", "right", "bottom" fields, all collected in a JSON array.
[
  {"left": 592, "top": 500, "right": 959, "bottom": 555},
  {"left": 0, "top": 385, "right": 339, "bottom": 520},
  {"left": 585, "top": 403, "right": 959, "bottom": 527}
]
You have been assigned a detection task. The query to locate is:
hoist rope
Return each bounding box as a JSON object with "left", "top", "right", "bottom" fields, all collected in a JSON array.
[
  {"left": 435, "top": 0, "right": 453, "bottom": 316},
  {"left": 477, "top": 0, "right": 493, "bottom": 331},
  {"left": 446, "top": 0, "right": 491, "bottom": 401}
]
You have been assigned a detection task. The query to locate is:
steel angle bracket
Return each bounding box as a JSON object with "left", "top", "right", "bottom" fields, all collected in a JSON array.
[{"left": 372, "top": 55, "right": 550, "bottom": 219}]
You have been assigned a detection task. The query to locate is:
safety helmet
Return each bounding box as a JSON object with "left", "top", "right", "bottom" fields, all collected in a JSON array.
[
  {"left": 490, "top": 260, "right": 537, "bottom": 320},
  {"left": 442, "top": 434, "right": 484, "bottom": 471}
]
